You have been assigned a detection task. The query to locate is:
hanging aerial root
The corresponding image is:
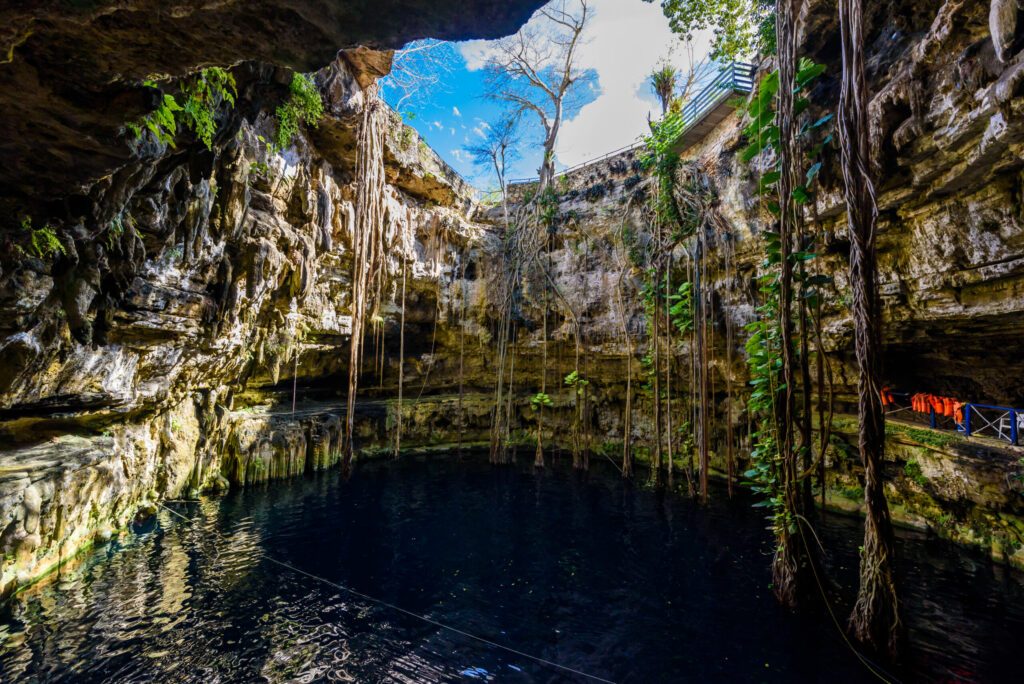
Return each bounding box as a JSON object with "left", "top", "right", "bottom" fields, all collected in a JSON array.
[{"left": 344, "top": 84, "right": 388, "bottom": 469}]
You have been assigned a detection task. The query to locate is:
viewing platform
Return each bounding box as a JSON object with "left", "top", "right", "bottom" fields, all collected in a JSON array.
[
  {"left": 507, "top": 61, "right": 756, "bottom": 189},
  {"left": 670, "top": 61, "right": 755, "bottom": 154}
]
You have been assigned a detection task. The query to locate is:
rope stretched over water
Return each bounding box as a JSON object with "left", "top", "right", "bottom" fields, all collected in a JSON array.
[
  {"left": 793, "top": 515, "right": 900, "bottom": 684},
  {"left": 156, "top": 502, "right": 616, "bottom": 683}
]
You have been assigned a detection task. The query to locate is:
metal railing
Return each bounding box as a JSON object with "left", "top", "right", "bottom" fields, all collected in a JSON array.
[
  {"left": 507, "top": 140, "right": 645, "bottom": 185},
  {"left": 960, "top": 403, "right": 1022, "bottom": 446},
  {"left": 886, "top": 395, "right": 1023, "bottom": 447},
  {"left": 680, "top": 61, "right": 755, "bottom": 128},
  {"left": 507, "top": 61, "right": 756, "bottom": 187}
]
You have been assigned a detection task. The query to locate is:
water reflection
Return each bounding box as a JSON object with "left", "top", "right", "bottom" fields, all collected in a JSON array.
[{"left": 0, "top": 456, "right": 1021, "bottom": 683}]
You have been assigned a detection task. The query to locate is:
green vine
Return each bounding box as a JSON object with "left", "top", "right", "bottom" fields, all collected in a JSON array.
[
  {"left": 668, "top": 280, "right": 694, "bottom": 335},
  {"left": 564, "top": 370, "right": 589, "bottom": 395},
  {"left": 126, "top": 67, "right": 237, "bottom": 149},
  {"left": 743, "top": 228, "right": 788, "bottom": 534},
  {"left": 641, "top": 111, "right": 686, "bottom": 232},
  {"left": 274, "top": 73, "right": 324, "bottom": 150},
  {"left": 740, "top": 58, "right": 831, "bottom": 536},
  {"left": 530, "top": 392, "right": 553, "bottom": 410}
]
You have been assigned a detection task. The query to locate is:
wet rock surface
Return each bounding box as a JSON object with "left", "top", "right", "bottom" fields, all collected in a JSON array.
[
  {"left": 0, "top": 0, "right": 543, "bottom": 205},
  {"left": 1, "top": 0, "right": 1024, "bottom": 593}
]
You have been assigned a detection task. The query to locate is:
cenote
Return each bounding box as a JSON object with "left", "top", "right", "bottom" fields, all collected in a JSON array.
[
  {"left": 2, "top": 456, "right": 1021, "bottom": 683},
  {"left": 5, "top": 0, "right": 1024, "bottom": 681}
]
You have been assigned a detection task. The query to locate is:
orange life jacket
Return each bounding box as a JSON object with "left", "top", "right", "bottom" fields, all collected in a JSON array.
[{"left": 943, "top": 397, "right": 956, "bottom": 418}]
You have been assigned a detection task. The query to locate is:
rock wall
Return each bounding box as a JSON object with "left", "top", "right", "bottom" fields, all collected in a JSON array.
[
  {"left": 483, "top": 0, "right": 1024, "bottom": 566},
  {"left": 0, "top": 0, "right": 543, "bottom": 205},
  {"left": 0, "top": 53, "right": 496, "bottom": 595},
  {"left": 2, "top": 0, "right": 1024, "bottom": 594}
]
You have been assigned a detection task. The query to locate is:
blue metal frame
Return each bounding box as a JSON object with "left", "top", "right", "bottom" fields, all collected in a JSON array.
[
  {"left": 888, "top": 396, "right": 1022, "bottom": 447},
  {"left": 959, "top": 403, "right": 1021, "bottom": 445}
]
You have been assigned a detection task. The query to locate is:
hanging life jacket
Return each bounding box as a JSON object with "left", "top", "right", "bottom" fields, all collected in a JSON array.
[{"left": 943, "top": 396, "right": 956, "bottom": 418}]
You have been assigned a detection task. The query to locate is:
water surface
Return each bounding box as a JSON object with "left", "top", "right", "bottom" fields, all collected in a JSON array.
[{"left": 1, "top": 455, "right": 1021, "bottom": 682}]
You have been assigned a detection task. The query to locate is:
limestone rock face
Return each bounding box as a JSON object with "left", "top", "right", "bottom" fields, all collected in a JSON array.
[
  {"left": 990, "top": 0, "right": 1023, "bottom": 62},
  {"left": 2, "top": 0, "right": 1024, "bottom": 594},
  {"left": 0, "top": 55, "right": 487, "bottom": 595},
  {"left": 0, "top": 0, "right": 544, "bottom": 204}
]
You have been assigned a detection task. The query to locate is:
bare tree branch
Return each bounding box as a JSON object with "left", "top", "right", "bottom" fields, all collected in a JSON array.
[
  {"left": 482, "top": 0, "right": 593, "bottom": 190},
  {"left": 380, "top": 39, "right": 456, "bottom": 111}
]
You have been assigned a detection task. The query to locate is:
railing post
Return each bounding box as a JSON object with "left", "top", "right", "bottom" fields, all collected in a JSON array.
[
  {"left": 1012, "top": 409, "right": 1018, "bottom": 446},
  {"left": 929, "top": 408, "right": 936, "bottom": 429},
  {"left": 964, "top": 404, "right": 971, "bottom": 437}
]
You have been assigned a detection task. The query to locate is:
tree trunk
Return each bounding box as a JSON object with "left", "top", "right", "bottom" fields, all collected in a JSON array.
[
  {"left": 539, "top": 111, "right": 561, "bottom": 192},
  {"left": 653, "top": 268, "right": 663, "bottom": 486},
  {"left": 665, "top": 259, "right": 674, "bottom": 489},
  {"left": 838, "top": 0, "right": 901, "bottom": 656},
  {"left": 772, "top": 0, "right": 807, "bottom": 608}
]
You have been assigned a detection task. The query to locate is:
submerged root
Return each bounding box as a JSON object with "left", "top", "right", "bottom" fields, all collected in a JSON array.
[
  {"left": 771, "top": 535, "right": 806, "bottom": 609},
  {"left": 849, "top": 521, "right": 902, "bottom": 657}
]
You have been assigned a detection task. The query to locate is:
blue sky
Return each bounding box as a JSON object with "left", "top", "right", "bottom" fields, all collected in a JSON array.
[
  {"left": 381, "top": 0, "right": 713, "bottom": 191},
  {"left": 381, "top": 43, "right": 560, "bottom": 190}
]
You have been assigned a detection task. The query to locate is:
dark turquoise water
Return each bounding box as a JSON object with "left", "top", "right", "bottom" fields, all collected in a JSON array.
[{"left": 1, "top": 456, "right": 1022, "bottom": 682}]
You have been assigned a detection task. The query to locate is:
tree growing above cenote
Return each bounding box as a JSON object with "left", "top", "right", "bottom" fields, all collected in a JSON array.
[
  {"left": 482, "top": 0, "right": 594, "bottom": 191},
  {"left": 644, "top": 0, "right": 776, "bottom": 60}
]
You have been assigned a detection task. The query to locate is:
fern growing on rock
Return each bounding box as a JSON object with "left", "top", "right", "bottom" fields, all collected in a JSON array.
[
  {"left": 126, "top": 67, "right": 236, "bottom": 150},
  {"left": 274, "top": 73, "right": 324, "bottom": 150}
]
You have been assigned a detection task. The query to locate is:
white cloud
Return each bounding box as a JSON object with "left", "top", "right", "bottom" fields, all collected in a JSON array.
[
  {"left": 450, "top": 128, "right": 456, "bottom": 136},
  {"left": 432, "top": 120, "right": 444, "bottom": 129},
  {"left": 472, "top": 125, "right": 488, "bottom": 139},
  {"left": 452, "top": 106, "right": 462, "bottom": 117},
  {"left": 459, "top": 39, "right": 498, "bottom": 72},
  {"left": 556, "top": 0, "right": 713, "bottom": 167},
  {"left": 458, "top": 0, "right": 713, "bottom": 168}
]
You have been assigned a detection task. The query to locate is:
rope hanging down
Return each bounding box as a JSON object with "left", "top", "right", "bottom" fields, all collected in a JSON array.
[{"left": 156, "top": 503, "right": 616, "bottom": 684}]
